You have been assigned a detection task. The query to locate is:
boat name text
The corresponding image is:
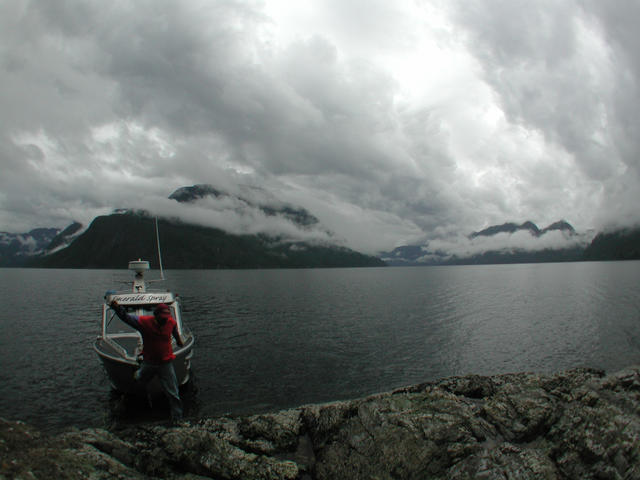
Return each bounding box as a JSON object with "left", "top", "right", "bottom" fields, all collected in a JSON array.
[{"left": 113, "top": 294, "right": 171, "bottom": 303}]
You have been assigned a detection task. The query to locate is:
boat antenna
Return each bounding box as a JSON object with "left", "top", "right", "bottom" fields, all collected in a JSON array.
[{"left": 155, "top": 216, "right": 165, "bottom": 281}]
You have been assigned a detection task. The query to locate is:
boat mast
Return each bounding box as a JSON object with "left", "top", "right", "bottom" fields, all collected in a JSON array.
[{"left": 155, "top": 216, "right": 165, "bottom": 281}]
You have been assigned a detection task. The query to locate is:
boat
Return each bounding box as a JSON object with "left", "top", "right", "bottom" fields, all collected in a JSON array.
[{"left": 93, "top": 259, "right": 195, "bottom": 395}]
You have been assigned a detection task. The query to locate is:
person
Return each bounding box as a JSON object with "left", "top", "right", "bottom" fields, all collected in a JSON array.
[{"left": 110, "top": 300, "right": 185, "bottom": 423}]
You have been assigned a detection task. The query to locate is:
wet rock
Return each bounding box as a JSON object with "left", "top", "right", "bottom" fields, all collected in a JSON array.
[
  {"left": 311, "top": 388, "right": 485, "bottom": 479},
  {"left": 155, "top": 424, "right": 299, "bottom": 479},
  {"left": 547, "top": 376, "right": 640, "bottom": 480},
  {"left": 61, "top": 427, "right": 137, "bottom": 467},
  {"left": 447, "top": 442, "right": 560, "bottom": 479},
  {"left": 301, "top": 399, "right": 359, "bottom": 449},
  {"left": 0, "top": 419, "right": 144, "bottom": 479},
  {"left": 480, "top": 381, "right": 561, "bottom": 442},
  {"left": 1, "top": 365, "right": 639, "bottom": 479},
  {"left": 237, "top": 410, "right": 303, "bottom": 453},
  {"left": 436, "top": 373, "right": 498, "bottom": 399}
]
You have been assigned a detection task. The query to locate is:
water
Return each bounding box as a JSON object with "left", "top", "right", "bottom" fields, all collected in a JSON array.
[{"left": 1, "top": 262, "right": 639, "bottom": 433}]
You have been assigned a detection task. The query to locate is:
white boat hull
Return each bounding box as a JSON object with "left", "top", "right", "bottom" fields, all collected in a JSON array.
[{"left": 94, "top": 335, "right": 194, "bottom": 396}]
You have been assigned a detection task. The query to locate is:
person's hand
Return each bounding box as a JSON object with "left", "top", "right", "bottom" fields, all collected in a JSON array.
[{"left": 110, "top": 299, "right": 119, "bottom": 308}]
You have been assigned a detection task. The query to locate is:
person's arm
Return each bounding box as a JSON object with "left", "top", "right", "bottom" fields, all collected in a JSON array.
[{"left": 110, "top": 300, "right": 141, "bottom": 331}]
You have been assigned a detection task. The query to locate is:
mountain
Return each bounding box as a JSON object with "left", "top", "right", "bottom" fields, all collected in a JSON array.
[
  {"left": 44, "top": 222, "right": 85, "bottom": 253},
  {"left": 169, "top": 184, "right": 321, "bottom": 228},
  {"left": 583, "top": 227, "right": 640, "bottom": 261},
  {"left": 379, "top": 245, "right": 429, "bottom": 266},
  {"left": 8, "top": 199, "right": 640, "bottom": 269},
  {"left": 30, "top": 212, "right": 384, "bottom": 269},
  {"left": 541, "top": 220, "right": 576, "bottom": 235},
  {"left": 17, "top": 184, "right": 382, "bottom": 269},
  {"left": 0, "top": 227, "right": 61, "bottom": 267},
  {"left": 381, "top": 220, "right": 583, "bottom": 266},
  {"left": 168, "top": 184, "right": 223, "bottom": 203},
  {"left": 470, "top": 221, "right": 541, "bottom": 238},
  {"left": 440, "top": 247, "right": 585, "bottom": 265},
  {"left": 470, "top": 220, "right": 576, "bottom": 239}
]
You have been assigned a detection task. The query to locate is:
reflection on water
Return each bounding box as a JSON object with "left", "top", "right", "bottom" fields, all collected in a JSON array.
[{"left": 1, "top": 261, "right": 639, "bottom": 433}]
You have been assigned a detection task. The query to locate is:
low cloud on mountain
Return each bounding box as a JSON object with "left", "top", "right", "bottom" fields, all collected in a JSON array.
[
  {"left": 425, "top": 229, "right": 589, "bottom": 262},
  {"left": 135, "top": 185, "right": 338, "bottom": 246}
]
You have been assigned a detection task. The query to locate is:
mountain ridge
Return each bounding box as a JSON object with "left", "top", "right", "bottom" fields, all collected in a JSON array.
[
  {"left": 470, "top": 220, "right": 576, "bottom": 239},
  {"left": 0, "top": 227, "right": 61, "bottom": 266},
  {"left": 3, "top": 205, "right": 640, "bottom": 268},
  {"left": 5, "top": 184, "right": 382, "bottom": 268},
  {"left": 380, "top": 219, "right": 635, "bottom": 266},
  {"left": 169, "top": 184, "right": 322, "bottom": 229},
  {"left": 28, "top": 211, "right": 384, "bottom": 269},
  {"left": 583, "top": 227, "right": 640, "bottom": 261}
]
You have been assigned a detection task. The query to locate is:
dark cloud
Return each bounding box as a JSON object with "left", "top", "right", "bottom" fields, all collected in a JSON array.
[
  {"left": 448, "top": 0, "right": 640, "bottom": 228},
  {"left": 1, "top": 0, "right": 639, "bottom": 252}
]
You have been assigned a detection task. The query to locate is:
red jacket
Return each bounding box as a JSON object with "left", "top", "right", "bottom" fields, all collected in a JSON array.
[
  {"left": 112, "top": 304, "right": 182, "bottom": 364},
  {"left": 137, "top": 315, "right": 178, "bottom": 364}
]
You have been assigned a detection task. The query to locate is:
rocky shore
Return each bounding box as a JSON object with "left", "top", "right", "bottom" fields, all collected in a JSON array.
[{"left": 2, "top": 366, "right": 639, "bottom": 479}]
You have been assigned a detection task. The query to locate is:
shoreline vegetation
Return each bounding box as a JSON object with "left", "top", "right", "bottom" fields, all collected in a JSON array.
[{"left": 2, "top": 365, "right": 639, "bottom": 479}]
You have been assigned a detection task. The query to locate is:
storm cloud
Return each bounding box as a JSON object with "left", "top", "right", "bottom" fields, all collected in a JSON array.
[{"left": 1, "top": 0, "right": 639, "bottom": 254}]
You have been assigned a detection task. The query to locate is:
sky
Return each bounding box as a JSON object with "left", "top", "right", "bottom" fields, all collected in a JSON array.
[{"left": 2, "top": 0, "right": 639, "bottom": 254}]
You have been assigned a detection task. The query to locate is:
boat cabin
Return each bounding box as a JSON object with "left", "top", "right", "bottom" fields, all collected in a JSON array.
[{"left": 101, "top": 291, "right": 187, "bottom": 362}]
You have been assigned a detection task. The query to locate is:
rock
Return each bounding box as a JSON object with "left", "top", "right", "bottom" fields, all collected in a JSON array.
[
  {"left": 436, "top": 373, "right": 497, "bottom": 399},
  {"left": 547, "top": 371, "right": 640, "bottom": 480},
  {"left": 61, "top": 428, "right": 137, "bottom": 466},
  {"left": 448, "top": 442, "right": 560, "bottom": 479},
  {"left": 237, "top": 410, "right": 304, "bottom": 453},
  {"left": 0, "top": 419, "right": 145, "bottom": 479},
  {"left": 480, "top": 380, "right": 561, "bottom": 442},
  {"left": 311, "top": 388, "right": 486, "bottom": 479},
  {"left": 151, "top": 424, "right": 299, "bottom": 479},
  {"left": 1, "top": 365, "right": 639, "bottom": 479},
  {"left": 301, "top": 400, "right": 359, "bottom": 449}
]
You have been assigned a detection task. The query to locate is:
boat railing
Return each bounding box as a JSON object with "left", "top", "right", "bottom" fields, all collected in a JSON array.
[{"left": 103, "top": 336, "right": 137, "bottom": 361}]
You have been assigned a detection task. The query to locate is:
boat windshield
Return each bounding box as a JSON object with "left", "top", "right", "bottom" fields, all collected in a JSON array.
[
  {"left": 105, "top": 306, "right": 138, "bottom": 335},
  {"left": 104, "top": 304, "right": 181, "bottom": 335}
]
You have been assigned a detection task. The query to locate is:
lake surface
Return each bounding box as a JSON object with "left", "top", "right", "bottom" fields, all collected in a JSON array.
[{"left": 1, "top": 261, "right": 639, "bottom": 433}]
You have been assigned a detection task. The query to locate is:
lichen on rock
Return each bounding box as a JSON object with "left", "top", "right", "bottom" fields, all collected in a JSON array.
[{"left": 1, "top": 365, "right": 639, "bottom": 479}]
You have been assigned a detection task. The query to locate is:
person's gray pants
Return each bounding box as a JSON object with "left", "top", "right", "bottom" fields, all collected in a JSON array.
[{"left": 135, "top": 361, "right": 183, "bottom": 420}]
